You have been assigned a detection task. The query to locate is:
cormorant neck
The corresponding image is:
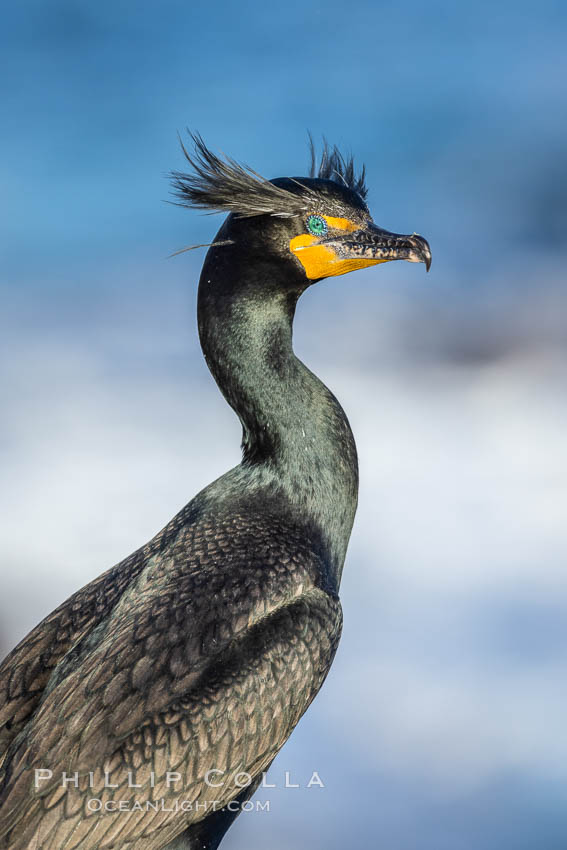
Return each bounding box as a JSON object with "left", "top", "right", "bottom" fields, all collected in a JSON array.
[{"left": 197, "top": 244, "right": 358, "bottom": 584}]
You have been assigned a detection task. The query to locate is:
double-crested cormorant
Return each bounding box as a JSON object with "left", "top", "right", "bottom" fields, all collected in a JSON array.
[{"left": 0, "top": 136, "right": 431, "bottom": 850}]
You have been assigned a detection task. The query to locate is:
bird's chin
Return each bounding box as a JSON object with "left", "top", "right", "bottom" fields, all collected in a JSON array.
[{"left": 290, "top": 230, "right": 431, "bottom": 280}]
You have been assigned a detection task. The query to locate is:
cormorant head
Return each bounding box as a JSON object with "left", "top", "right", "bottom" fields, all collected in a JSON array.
[{"left": 171, "top": 134, "right": 431, "bottom": 286}]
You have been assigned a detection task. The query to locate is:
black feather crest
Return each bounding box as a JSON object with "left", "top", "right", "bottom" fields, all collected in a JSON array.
[
  {"left": 171, "top": 132, "right": 367, "bottom": 219},
  {"left": 308, "top": 135, "right": 367, "bottom": 200}
]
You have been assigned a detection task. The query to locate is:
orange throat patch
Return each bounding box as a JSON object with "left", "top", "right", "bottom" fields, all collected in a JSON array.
[{"left": 289, "top": 215, "right": 387, "bottom": 280}]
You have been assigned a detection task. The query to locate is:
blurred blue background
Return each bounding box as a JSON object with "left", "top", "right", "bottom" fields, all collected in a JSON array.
[{"left": 2, "top": 1, "right": 567, "bottom": 848}]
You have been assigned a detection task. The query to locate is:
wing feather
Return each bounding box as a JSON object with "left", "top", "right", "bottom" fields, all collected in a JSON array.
[
  {"left": 1, "top": 588, "right": 341, "bottom": 850},
  {"left": 0, "top": 507, "right": 341, "bottom": 850}
]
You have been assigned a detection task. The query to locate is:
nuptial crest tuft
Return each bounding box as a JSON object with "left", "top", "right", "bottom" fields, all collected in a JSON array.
[
  {"left": 307, "top": 135, "right": 367, "bottom": 201},
  {"left": 170, "top": 132, "right": 368, "bottom": 220}
]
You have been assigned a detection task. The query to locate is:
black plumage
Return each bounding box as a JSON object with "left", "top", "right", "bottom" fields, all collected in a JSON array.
[{"left": 0, "top": 136, "right": 431, "bottom": 850}]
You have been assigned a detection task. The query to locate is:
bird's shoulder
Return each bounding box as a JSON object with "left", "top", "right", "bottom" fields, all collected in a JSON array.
[
  {"left": 0, "top": 488, "right": 342, "bottom": 850},
  {"left": 0, "top": 474, "right": 334, "bottom": 759}
]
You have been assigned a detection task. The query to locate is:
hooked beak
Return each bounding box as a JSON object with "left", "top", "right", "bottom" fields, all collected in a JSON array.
[{"left": 323, "top": 222, "right": 432, "bottom": 272}]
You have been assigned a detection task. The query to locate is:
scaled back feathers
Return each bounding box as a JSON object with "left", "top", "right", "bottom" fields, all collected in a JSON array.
[{"left": 171, "top": 132, "right": 368, "bottom": 219}]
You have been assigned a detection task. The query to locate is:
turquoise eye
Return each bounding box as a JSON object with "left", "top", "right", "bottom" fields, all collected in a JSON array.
[{"left": 306, "top": 214, "right": 328, "bottom": 236}]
